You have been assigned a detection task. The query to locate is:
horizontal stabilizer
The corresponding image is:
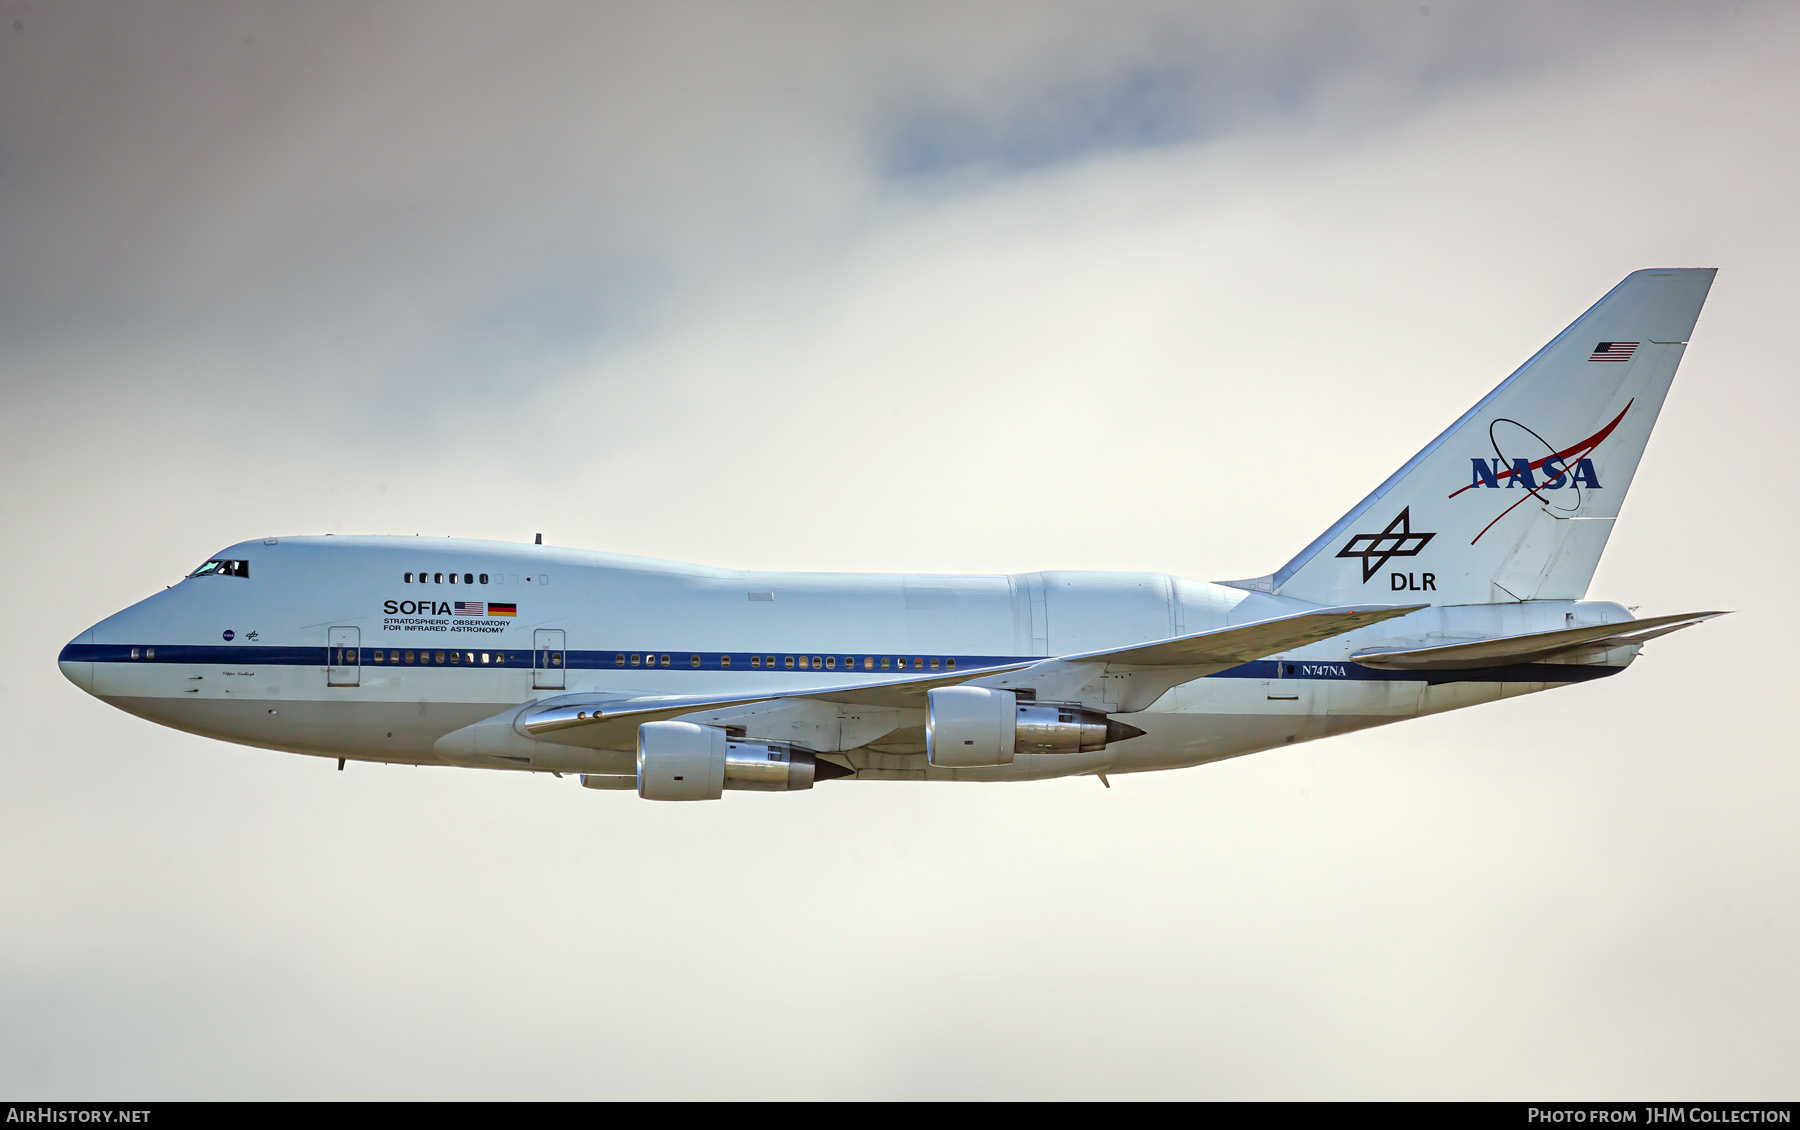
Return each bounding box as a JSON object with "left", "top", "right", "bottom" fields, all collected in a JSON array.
[{"left": 1350, "top": 610, "right": 1726, "bottom": 670}]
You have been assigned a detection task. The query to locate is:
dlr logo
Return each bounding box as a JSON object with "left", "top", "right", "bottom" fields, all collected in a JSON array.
[{"left": 1391, "top": 572, "right": 1436, "bottom": 591}]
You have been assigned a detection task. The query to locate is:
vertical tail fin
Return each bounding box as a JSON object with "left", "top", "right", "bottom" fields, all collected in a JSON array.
[{"left": 1249, "top": 268, "right": 1715, "bottom": 606}]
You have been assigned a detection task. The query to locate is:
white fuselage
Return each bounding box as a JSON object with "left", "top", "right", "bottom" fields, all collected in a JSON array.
[{"left": 59, "top": 535, "right": 1631, "bottom": 783}]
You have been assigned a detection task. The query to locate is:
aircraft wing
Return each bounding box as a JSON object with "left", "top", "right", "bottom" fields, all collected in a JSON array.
[
  {"left": 966, "top": 603, "right": 1427, "bottom": 711},
  {"left": 1349, "top": 610, "right": 1727, "bottom": 671},
  {"left": 518, "top": 603, "right": 1425, "bottom": 747},
  {"left": 1041, "top": 605, "right": 1428, "bottom": 668}
]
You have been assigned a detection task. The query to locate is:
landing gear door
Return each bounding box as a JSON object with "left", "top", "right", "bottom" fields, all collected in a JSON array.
[
  {"left": 534, "top": 628, "right": 566, "bottom": 690},
  {"left": 328, "top": 626, "right": 361, "bottom": 687}
]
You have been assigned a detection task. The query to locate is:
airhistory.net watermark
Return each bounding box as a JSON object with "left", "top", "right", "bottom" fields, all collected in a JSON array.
[{"left": 6, "top": 1112, "right": 150, "bottom": 1124}]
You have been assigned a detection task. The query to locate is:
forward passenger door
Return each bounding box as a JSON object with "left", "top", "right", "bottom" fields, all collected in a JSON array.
[{"left": 328, "top": 626, "right": 361, "bottom": 687}]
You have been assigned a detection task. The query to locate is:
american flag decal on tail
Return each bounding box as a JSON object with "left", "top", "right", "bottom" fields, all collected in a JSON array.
[
  {"left": 1588, "top": 341, "right": 1638, "bottom": 362},
  {"left": 453, "top": 601, "right": 486, "bottom": 617}
]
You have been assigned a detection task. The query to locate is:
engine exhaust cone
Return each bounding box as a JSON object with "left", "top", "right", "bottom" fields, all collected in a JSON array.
[{"left": 1105, "top": 720, "right": 1147, "bottom": 744}]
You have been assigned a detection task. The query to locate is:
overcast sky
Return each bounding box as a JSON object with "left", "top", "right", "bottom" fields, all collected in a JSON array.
[{"left": 3, "top": 1, "right": 1796, "bottom": 1098}]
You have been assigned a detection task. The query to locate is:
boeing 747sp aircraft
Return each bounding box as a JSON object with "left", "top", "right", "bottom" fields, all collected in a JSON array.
[{"left": 60, "top": 269, "right": 1724, "bottom": 799}]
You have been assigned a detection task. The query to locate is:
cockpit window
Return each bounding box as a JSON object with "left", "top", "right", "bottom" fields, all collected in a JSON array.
[{"left": 188, "top": 559, "right": 250, "bottom": 578}]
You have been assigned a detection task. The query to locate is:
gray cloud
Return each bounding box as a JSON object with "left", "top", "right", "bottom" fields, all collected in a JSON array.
[{"left": 0, "top": 3, "right": 1736, "bottom": 397}]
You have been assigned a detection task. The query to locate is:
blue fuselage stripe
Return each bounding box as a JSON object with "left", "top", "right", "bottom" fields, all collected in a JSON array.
[{"left": 56, "top": 644, "right": 1622, "bottom": 686}]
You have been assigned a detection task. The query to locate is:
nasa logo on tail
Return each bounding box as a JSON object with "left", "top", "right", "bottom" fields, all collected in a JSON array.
[{"left": 1450, "top": 398, "right": 1630, "bottom": 546}]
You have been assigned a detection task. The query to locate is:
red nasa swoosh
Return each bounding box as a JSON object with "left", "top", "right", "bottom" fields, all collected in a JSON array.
[{"left": 1449, "top": 400, "right": 1632, "bottom": 544}]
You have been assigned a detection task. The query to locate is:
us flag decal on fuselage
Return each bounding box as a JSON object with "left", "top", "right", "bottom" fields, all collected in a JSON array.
[
  {"left": 453, "top": 601, "right": 486, "bottom": 617},
  {"left": 1588, "top": 341, "right": 1638, "bottom": 362}
]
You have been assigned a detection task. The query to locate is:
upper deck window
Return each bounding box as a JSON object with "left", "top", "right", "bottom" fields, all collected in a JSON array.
[{"left": 188, "top": 559, "right": 249, "bottom": 579}]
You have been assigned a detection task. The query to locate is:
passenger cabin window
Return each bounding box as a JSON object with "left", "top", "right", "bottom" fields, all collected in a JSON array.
[
  {"left": 188, "top": 559, "right": 249, "bottom": 578},
  {"left": 480, "top": 574, "right": 489, "bottom": 584},
  {"left": 464, "top": 573, "right": 473, "bottom": 584},
  {"left": 404, "top": 572, "right": 414, "bottom": 583}
]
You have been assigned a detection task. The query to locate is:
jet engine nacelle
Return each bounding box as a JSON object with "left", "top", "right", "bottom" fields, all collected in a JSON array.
[
  {"left": 635, "top": 720, "right": 822, "bottom": 801},
  {"left": 926, "top": 686, "right": 1141, "bottom": 768}
]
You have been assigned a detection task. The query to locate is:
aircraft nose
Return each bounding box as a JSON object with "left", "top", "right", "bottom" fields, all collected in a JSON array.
[{"left": 59, "top": 628, "right": 95, "bottom": 695}]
